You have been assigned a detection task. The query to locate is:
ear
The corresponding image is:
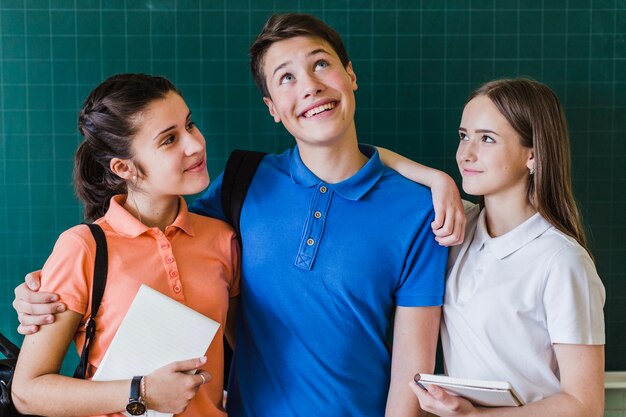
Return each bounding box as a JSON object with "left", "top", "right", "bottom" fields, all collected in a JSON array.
[
  {"left": 263, "top": 97, "right": 281, "bottom": 123},
  {"left": 110, "top": 158, "right": 135, "bottom": 181},
  {"left": 346, "top": 61, "right": 358, "bottom": 91},
  {"left": 526, "top": 149, "right": 535, "bottom": 171}
]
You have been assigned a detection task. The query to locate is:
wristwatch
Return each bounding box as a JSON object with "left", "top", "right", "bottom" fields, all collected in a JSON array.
[{"left": 126, "top": 376, "right": 147, "bottom": 415}]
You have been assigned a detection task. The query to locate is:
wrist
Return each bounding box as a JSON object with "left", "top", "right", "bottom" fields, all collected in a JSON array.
[
  {"left": 141, "top": 375, "right": 149, "bottom": 410},
  {"left": 431, "top": 170, "right": 452, "bottom": 187},
  {"left": 126, "top": 375, "right": 147, "bottom": 415}
]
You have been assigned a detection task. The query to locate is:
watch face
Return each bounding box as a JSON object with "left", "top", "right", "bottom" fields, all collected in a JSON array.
[{"left": 126, "top": 401, "right": 146, "bottom": 415}]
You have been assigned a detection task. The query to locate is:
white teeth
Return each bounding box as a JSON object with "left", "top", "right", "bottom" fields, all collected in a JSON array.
[{"left": 303, "top": 102, "right": 335, "bottom": 118}]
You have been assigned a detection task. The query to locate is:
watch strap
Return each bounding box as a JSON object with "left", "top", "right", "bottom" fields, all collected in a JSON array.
[{"left": 130, "top": 376, "right": 142, "bottom": 401}]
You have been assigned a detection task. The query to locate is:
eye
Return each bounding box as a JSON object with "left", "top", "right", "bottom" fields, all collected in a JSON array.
[
  {"left": 458, "top": 132, "right": 469, "bottom": 141},
  {"left": 482, "top": 135, "right": 495, "bottom": 143},
  {"left": 314, "top": 59, "right": 329, "bottom": 70},
  {"left": 280, "top": 73, "right": 294, "bottom": 84},
  {"left": 161, "top": 135, "right": 175, "bottom": 146},
  {"left": 186, "top": 120, "right": 196, "bottom": 131}
]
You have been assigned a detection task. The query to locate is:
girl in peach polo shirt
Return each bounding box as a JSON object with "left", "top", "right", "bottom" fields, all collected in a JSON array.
[{"left": 12, "top": 74, "right": 239, "bottom": 417}]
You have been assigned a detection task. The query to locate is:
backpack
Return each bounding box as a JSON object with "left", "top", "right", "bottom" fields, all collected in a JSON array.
[
  {"left": 219, "top": 149, "right": 266, "bottom": 385},
  {"left": 0, "top": 223, "right": 108, "bottom": 417}
]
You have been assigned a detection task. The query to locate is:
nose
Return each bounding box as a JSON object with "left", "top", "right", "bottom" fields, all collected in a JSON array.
[
  {"left": 183, "top": 130, "right": 205, "bottom": 156},
  {"left": 457, "top": 138, "right": 477, "bottom": 162},
  {"left": 300, "top": 71, "right": 324, "bottom": 98}
]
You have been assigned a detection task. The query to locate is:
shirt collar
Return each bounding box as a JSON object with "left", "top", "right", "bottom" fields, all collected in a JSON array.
[
  {"left": 104, "top": 195, "right": 195, "bottom": 238},
  {"left": 474, "top": 209, "right": 552, "bottom": 259},
  {"left": 289, "top": 144, "right": 384, "bottom": 201}
]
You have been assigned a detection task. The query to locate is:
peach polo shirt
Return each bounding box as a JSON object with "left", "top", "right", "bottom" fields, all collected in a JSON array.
[{"left": 39, "top": 195, "right": 240, "bottom": 417}]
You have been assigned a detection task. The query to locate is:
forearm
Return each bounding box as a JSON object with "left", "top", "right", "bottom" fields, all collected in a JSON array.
[
  {"left": 385, "top": 306, "right": 440, "bottom": 417},
  {"left": 12, "top": 374, "right": 129, "bottom": 417},
  {"left": 474, "top": 392, "right": 603, "bottom": 417},
  {"left": 377, "top": 146, "right": 448, "bottom": 187}
]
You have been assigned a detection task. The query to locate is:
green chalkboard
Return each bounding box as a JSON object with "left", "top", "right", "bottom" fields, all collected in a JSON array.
[{"left": 1, "top": 1, "right": 624, "bottom": 371}]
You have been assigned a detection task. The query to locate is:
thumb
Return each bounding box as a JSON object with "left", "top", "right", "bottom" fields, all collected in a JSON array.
[
  {"left": 169, "top": 356, "right": 207, "bottom": 373},
  {"left": 26, "top": 270, "right": 42, "bottom": 290},
  {"left": 431, "top": 210, "right": 444, "bottom": 230},
  {"left": 427, "top": 383, "right": 461, "bottom": 409}
]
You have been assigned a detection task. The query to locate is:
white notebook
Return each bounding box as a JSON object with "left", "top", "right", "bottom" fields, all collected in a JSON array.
[
  {"left": 415, "top": 373, "right": 525, "bottom": 407},
  {"left": 92, "top": 285, "right": 220, "bottom": 417}
]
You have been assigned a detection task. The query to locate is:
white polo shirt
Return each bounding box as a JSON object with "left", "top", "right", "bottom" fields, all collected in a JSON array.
[{"left": 441, "top": 204, "right": 605, "bottom": 404}]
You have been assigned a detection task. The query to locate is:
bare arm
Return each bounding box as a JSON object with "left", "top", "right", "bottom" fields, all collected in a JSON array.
[
  {"left": 386, "top": 306, "right": 441, "bottom": 417},
  {"left": 410, "top": 344, "right": 605, "bottom": 417},
  {"left": 376, "top": 147, "right": 465, "bottom": 246},
  {"left": 13, "top": 271, "right": 65, "bottom": 334},
  {"left": 12, "top": 309, "right": 210, "bottom": 417}
]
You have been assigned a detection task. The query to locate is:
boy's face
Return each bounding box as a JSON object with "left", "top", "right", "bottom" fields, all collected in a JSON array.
[{"left": 261, "top": 36, "right": 358, "bottom": 149}]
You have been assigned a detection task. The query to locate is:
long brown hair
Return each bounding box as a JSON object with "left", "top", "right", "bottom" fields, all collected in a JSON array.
[
  {"left": 468, "top": 78, "right": 592, "bottom": 257},
  {"left": 75, "top": 73, "right": 179, "bottom": 221}
]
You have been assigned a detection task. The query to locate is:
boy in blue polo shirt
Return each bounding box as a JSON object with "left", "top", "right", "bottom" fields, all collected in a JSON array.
[
  {"left": 13, "top": 13, "right": 456, "bottom": 417},
  {"left": 192, "top": 14, "right": 447, "bottom": 416}
]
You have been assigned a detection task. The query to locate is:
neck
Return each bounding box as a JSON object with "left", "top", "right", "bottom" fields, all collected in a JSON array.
[
  {"left": 296, "top": 124, "right": 368, "bottom": 183},
  {"left": 483, "top": 190, "right": 537, "bottom": 237},
  {"left": 124, "top": 191, "right": 180, "bottom": 231}
]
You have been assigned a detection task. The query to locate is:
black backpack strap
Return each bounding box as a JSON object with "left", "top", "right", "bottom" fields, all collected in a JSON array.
[
  {"left": 221, "top": 149, "right": 267, "bottom": 242},
  {"left": 0, "top": 334, "right": 18, "bottom": 361},
  {"left": 73, "top": 223, "right": 108, "bottom": 379}
]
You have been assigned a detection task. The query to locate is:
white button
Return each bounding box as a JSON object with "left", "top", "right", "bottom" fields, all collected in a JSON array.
[
  {"left": 320, "top": 186, "right": 327, "bottom": 193},
  {"left": 307, "top": 238, "right": 315, "bottom": 246},
  {"left": 314, "top": 211, "right": 322, "bottom": 219}
]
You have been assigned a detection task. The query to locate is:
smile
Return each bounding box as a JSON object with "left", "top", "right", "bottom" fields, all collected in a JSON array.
[
  {"left": 462, "top": 168, "right": 482, "bottom": 176},
  {"left": 185, "top": 159, "right": 206, "bottom": 172},
  {"left": 301, "top": 101, "right": 336, "bottom": 118}
]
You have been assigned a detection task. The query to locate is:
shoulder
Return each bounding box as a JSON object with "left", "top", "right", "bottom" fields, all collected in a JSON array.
[
  {"left": 257, "top": 149, "right": 290, "bottom": 170},
  {"left": 541, "top": 230, "right": 597, "bottom": 274},
  {"left": 379, "top": 167, "right": 435, "bottom": 206},
  {"left": 536, "top": 226, "right": 603, "bottom": 293},
  {"left": 189, "top": 213, "right": 236, "bottom": 240},
  {"left": 53, "top": 223, "right": 99, "bottom": 254}
]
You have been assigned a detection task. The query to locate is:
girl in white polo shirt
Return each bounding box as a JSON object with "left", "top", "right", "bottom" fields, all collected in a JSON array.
[{"left": 389, "top": 78, "right": 605, "bottom": 416}]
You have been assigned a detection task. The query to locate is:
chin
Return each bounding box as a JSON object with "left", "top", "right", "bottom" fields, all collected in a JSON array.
[{"left": 461, "top": 183, "right": 485, "bottom": 197}]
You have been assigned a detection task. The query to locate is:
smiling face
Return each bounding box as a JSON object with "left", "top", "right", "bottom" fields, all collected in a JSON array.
[
  {"left": 129, "top": 91, "right": 209, "bottom": 198},
  {"left": 261, "top": 36, "right": 358, "bottom": 150},
  {"left": 456, "top": 95, "right": 534, "bottom": 200}
]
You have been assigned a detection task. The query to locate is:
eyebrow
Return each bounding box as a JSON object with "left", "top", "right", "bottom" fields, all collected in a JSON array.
[
  {"left": 152, "top": 111, "right": 192, "bottom": 141},
  {"left": 271, "top": 48, "right": 331, "bottom": 78},
  {"left": 458, "top": 127, "right": 499, "bottom": 135}
]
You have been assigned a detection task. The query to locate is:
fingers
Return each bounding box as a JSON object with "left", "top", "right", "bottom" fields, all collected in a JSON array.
[
  {"left": 195, "top": 371, "right": 211, "bottom": 386},
  {"left": 409, "top": 381, "right": 470, "bottom": 415},
  {"left": 17, "top": 324, "right": 39, "bottom": 335},
  {"left": 432, "top": 208, "right": 466, "bottom": 247},
  {"left": 14, "top": 282, "right": 62, "bottom": 305},
  {"left": 168, "top": 356, "right": 207, "bottom": 373}
]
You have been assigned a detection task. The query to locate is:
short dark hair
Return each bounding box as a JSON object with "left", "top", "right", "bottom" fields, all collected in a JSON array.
[
  {"left": 249, "top": 13, "right": 350, "bottom": 98},
  {"left": 75, "top": 73, "right": 179, "bottom": 221}
]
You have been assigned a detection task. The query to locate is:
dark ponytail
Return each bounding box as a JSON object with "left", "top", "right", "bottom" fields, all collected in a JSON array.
[{"left": 74, "top": 73, "right": 179, "bottom": 221}]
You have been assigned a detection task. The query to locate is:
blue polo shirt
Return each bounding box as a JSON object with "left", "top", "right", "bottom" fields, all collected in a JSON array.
[{"left": 191, "top": 145, "right": 446, "bottom": 417}]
